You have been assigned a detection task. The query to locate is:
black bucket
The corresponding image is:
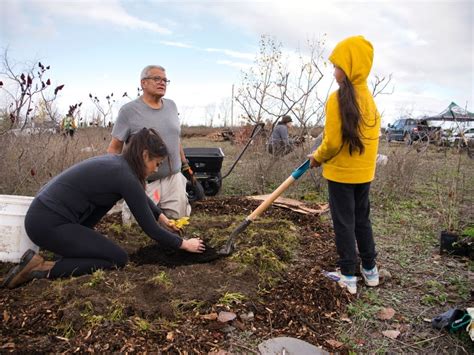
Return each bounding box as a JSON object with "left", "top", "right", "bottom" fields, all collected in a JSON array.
[{"left": 440, "top": 231, "right": 472, "bottom": 258}]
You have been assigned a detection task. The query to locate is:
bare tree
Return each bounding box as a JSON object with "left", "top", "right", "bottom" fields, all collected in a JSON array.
[
  {"left": 0, "top": 49, "right": 64, "bottom": 133},
  {"left": 235, "top": 35, "right": 282, "bottom": 124},
  {"left": 218, "top": 97, "right": 232, "bottom": 127},
  {"left": 89, "top": 92, "right": 115, "bottom": 127},
  {"left": 371, "top": 74, "right": 394, "bottom": 98},
  {"left": 271, "top": 37, "right": 327, "bottom": 136},
  {"left": 121, "top": 87, "right": 143, "bottom": 101},
  {"left": 234, "top": 35, "right": 327, "bottom": 138},
  {"left": 204, "top": 103, "right": 216, "bottom": 127}
]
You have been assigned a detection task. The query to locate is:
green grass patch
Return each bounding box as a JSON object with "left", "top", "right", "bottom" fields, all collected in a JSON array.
[
  {"left": 133, "top": 317, "right": 152, "bottom": 333},
  {"left": 85, "top": 269, "right": 106, "bottom": 288},
  {"left": 108, "top": 302, "right": 125, "bottom": 322},
  {"left": 347, "top": 299, "right": 381, "bottom": 322},
  {"left": 149, "top": 271, "right": 172, "bottom": 288},
  {"left": 187, "top": 214, "right": 299, "bottom": 286},
  {"left": 171, "top": 299, "right": 207, "bottom": 313},
  {"left": 80, "top": 301, "right": 105, "bottom": 327},
  {"left": 53, "top": 321, "right": 75, "bottom": 339},
  {"left": 218, "top": 292, "right": 247, "bottom": 306},
  {"left": 461, "top": 226, "right": 474, "bottom": 238}
]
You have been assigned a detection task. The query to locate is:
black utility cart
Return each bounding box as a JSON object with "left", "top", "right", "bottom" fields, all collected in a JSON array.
[
  {"left": 183, "top": 123, "right": 264, "bottom": 201},
  {"left": 184, "top": 147, "right": 225, "bottom": 199}
]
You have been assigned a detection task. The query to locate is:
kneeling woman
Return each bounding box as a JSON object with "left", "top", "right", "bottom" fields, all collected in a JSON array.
[{"left": 3, "top": 128, "right": 205, "bottom": 289}]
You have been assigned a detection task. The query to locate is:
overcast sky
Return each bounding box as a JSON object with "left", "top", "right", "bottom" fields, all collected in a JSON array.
[{"left": 1, "top": 0, "right": 473, "bottom": 126}]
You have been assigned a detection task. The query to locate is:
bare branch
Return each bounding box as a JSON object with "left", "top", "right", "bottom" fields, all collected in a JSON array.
[{"left": 371, "top": 73, "right": 394, "bottom": 97}]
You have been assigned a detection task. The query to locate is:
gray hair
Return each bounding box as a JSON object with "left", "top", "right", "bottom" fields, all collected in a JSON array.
[{"left": 140, "top": 65, "right": 166, "bottom": 80}]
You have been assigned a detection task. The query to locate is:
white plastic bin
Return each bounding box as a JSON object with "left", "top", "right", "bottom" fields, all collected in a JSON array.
[{"left": 0, "top": 195, "right": 39, "bottom": 263}]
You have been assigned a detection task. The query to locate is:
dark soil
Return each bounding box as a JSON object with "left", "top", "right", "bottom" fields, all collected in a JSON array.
[
  {"left": 130, "top": 244, "right": 222, "bottom": 266},
  {"left": 0, "top": 196, "right": 350, "bottom": 353}
]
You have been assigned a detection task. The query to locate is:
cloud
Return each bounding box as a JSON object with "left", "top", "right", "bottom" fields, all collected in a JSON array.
[
  {"left": 187, "top": 0, "right": 473, "bottom": 111},
  {"left": 159, "top": 40, "right": 255, "bottom": 67},
  {"left": 216, "top": 60, "right": 252, "bottom": 69},
  {"left": 3, "top": 0, "right": 172, "bottom": 36},
  {"left": 160, "top": 41, "right": 195, "bottom": 49},
  {"left": 205, "top": 48, "right": 254, "bottom": 60},
  {"left": 45, "top": 0, "right": 172, "bottom": 34}
]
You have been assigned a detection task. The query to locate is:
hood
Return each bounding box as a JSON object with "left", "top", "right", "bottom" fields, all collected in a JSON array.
[{"left": 329, "top": 35, "right": 374, "bottom": 85}]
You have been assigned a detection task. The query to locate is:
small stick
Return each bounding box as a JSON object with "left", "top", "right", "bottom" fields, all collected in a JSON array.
[{"left": 393, "top": 334, "right": 445, "bottom": 351}]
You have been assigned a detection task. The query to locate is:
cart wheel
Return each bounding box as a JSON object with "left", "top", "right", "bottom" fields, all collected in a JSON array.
[
  {"left": 186, "top": 180, "right": 205, "bottom": 202},
  {"left": 203, "top": 173, "right": 222, "bottom": 196}
]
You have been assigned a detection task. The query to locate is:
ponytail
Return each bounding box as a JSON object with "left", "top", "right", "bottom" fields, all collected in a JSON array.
[
  {"left": 338, "top": 76, "right": 365, "bottom": 155},
  {"left": 123, "top": 128, "right": 168, "bottom": 187}
]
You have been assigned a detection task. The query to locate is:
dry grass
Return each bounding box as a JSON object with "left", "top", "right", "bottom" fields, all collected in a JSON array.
[{"left": 0, "top": 128, "right": 110, "bottom": 195}]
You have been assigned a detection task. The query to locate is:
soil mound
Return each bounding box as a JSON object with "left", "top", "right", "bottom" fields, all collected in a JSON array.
[{"left": 130, "top": 244, "right": 222, "bottom": 266}]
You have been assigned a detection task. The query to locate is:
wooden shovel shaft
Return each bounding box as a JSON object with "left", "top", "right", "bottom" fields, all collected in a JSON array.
[{"left": 248, "top": 175, "right": 296, "bottom": 221}]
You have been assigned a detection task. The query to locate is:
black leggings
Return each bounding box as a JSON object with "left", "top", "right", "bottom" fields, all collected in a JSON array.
[
  {"left": 24, "top": 199, "right": 128, "bottom": 279},
  {"left": 327, "top": 180, "right": 377, "bottom": 276}
]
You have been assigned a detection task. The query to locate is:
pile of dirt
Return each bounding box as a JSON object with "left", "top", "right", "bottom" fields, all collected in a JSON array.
[
  {"left": 0, "top": 197, "right": 349, "bottom": 353},
  {"left": 130, "top": 244, "right": 222, "bottom": 266}
]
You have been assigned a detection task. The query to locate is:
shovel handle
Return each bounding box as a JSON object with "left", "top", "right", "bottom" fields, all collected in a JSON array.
[
  {"left": 248, "top": 159, "right": 310, "bottom": 221},
  {"left": 291, "top": 159, "right": 310, "bottom": 179}
]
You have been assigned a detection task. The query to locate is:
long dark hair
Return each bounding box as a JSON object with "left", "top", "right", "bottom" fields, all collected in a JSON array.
[
  {"left": 123, "top": 128, "right": 168, "bottom": 187},
  {"left": 338, "top": 76, "right": 364, "bottom": 155}
]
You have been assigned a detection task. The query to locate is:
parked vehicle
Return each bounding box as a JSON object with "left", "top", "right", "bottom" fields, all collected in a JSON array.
[
  {"left": 386, "top": 118, "right": 441, "bottom": 144},
  {"left": 447, "top": 127, "right": 474, "bottom": 147}
]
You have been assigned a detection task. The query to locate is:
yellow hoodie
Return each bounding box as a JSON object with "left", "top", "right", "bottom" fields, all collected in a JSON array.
[{"left": 313, "top": 36, "right": 381, "bottom": 184}]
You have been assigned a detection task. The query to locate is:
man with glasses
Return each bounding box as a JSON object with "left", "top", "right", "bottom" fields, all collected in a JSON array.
[{"left": 107, "top": 65, "right": 191, "bottom": 222}]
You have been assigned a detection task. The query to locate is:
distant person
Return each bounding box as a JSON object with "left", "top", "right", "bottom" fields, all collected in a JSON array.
[
  {"left": 2, "top": 128, "right": 205, "bottom": 289},
  {"left": 309, "top": 36, "right": 381, "bottom": 295},
  {"left": 61, "top": 114, "right": 76, "bottom": 138},
  {"left": 267, "top": 115, "right": 294, "bottom": 156},
  {"left": 107, "top": 65, "right": 193, "bottom": 222}
]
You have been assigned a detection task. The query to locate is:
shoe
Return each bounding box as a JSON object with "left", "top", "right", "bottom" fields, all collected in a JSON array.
[
  {"left": 323, "top": 270, "right": 357, "bottom": 295},
  {"left": 1, "top": 249, "right": 54, "bottom": 289},
  {"left": 432, "top": 308, "right": 467, "bottom": 330},
  {"left": 360, "top": 265, "right": 379, "bottom": 287}
]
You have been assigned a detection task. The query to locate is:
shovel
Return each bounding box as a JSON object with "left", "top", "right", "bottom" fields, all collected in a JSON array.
[
  {"left": 218, "top": 158, "right": 312, "bottom": 256},
  {"left": 218, "top": 133, "right": 323, "bottom": 256}
]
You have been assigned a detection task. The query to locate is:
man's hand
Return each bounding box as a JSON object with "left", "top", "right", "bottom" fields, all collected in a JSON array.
[
  {"left": 180, "top": 238, "right": 206, "bottom": 253},
  {"left": 158, "top": 213, "right": 181, "bottom": 233},
  {"left": 181, "top": 160, "right": 196, "bottom": 184},
  {"left": 308, "top": 153, "right": 321, "bottom": 168}
]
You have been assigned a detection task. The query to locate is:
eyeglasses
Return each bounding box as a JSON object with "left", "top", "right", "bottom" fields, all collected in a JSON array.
[{"left": 144, "top": 76, "right": 170, "bottom": 85}]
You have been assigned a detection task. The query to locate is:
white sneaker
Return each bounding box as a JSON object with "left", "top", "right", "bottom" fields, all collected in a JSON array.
[
  {"left": 360, "top": 265, "right": 379, "bottom": 287},
  {"left": 323, "top": 270, "right": 357, "bottom": 295}
]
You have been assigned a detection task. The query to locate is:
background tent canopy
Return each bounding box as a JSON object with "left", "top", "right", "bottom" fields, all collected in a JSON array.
[{"left": 426, "top": 102, "right": 474, "bottom": 121}]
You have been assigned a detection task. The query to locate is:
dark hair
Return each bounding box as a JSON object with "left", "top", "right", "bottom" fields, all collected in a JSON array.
[
  {"left": 123, "top": 128, "right": 168, "bottom": 187},
  {"left": 279, "top": 115, "right": 293, "bottom": 125},
  {"left": 338, "top": 76, "right": 364, "bottom": 155}
]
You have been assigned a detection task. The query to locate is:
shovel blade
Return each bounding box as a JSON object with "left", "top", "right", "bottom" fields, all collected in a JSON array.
[{"left": 218, "top": 219, "right": 252, "bottom": 256}]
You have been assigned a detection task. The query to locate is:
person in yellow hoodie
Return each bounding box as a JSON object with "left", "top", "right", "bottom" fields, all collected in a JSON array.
[{"left": 309, "top": 36, "right": 381, "bottom": 294}]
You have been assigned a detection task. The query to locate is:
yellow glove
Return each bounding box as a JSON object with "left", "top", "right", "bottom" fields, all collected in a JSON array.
[{"left": 169, "top": 217, "right": 190, "bottom": 229}]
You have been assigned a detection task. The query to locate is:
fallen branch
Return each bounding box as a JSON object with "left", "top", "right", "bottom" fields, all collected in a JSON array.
[{"left": 247, "top": 195, "right": 328, "bottom": 215}]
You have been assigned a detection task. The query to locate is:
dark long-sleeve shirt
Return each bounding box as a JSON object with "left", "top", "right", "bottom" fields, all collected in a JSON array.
[{"left": 36, "top": 154, "right": 183, "bottom": 249}]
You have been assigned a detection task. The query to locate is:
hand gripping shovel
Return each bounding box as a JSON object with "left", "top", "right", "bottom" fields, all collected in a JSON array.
[{"left": 218, "top": 159, "right": 311, "bottom": 256}]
